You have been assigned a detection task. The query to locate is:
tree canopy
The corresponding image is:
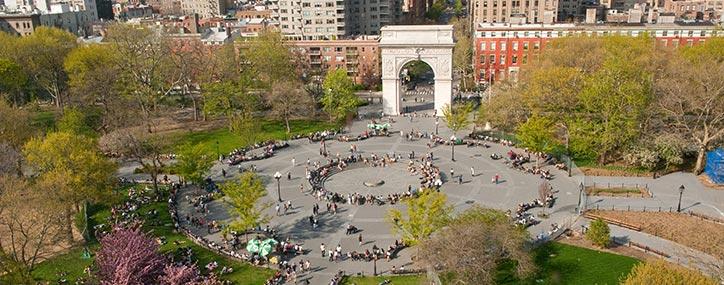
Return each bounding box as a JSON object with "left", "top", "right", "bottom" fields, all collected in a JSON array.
[{"left": 386, "top": 190, "right": 451, "bottom": 246}]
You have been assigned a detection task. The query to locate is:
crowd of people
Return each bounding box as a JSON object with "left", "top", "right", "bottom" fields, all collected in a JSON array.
[{"left": 226, "top": 141, "right": 289, "bottom": 166}]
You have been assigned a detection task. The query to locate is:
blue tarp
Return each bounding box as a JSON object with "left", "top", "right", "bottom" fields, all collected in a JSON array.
[{"left": 704, "top": 148, "right": 724, "bottom": 184}]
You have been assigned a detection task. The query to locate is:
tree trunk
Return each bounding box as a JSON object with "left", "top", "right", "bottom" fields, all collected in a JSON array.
[
  {"left": 64, "top": 207, "right": 74, "bottom": 244},
  {"left": 285, "top": 116, "right": 291, "bottom": 134},
  {"left": 694, "top": 146, "right": 707, "bottom": 174},
  {"left": 191, "top": 95, "right": 199, "bottom": 121}
]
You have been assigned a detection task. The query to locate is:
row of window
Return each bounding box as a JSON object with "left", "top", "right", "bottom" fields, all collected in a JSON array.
[
  {"left": 477, "top": 29, "right": 715, "bottom": 38},
  {"left": 479, "top": 40, "right": 541, "bottom": 51},
  {"left": 478, "top": 54, "right": 528, "bottom": 65}
]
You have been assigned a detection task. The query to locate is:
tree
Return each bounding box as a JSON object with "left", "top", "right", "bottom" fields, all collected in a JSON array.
[
  {"left": 64, "top": 44, "right": 133, "bottom": 133},
  {"left": 202, "top": 80, "right": 258, "bottom": 132},
  {"left": 95, "top": 225, "right": 166, "bottom": 285},
  {"left": 230, "top": 110, "right": 261, "bottom": 149},
  {"left": 160, "top": 265, "right": 200, "bottom": 285},
  {"left": 105, "top": 24, "right": 182, "bottom": 133},
  {"left": 386, "top": 190, "right": 451, "bottom": 246},
  {"left": 0, "top": 100, "right": 35, "bottom": 176},
  {"left": 0, "top": 143, "right": 21, "bottom": 176},
  {"left": 452, "top": 17, "right": 473, "bottom": 91},
  {"left": 174, "top": 143, "right": 213, "bottom": 185},
  {"left": 240, "top": 30, "right": 297, "bottom": 88},
  {"left": 0, "top": 57, "right": 28, "bottom": 106},
  {"left": 268, "top": 81, "right": 314, "bottom": 133},
  {"left": 622, "top": 260, "right": 717, "bottom": 285},
  {"left": 57, "top": 107, "right": 96, "bottom": 137},
  {"left": 655, "top": 38, "right": 724, "bottom": 174},
  {"left": 222, "top": 172, "right": 271, "bottom": 233},
  {"left": 586, "top": 218, "right": 610, "bottom": 248},
  {"left": 23, "top": 132, "right": 117, "bottom": 242},
  {"left": 418, "top": 207, "right": 533, "bottom": 284},
  {"left": 321, "top": 68, "right": 359, "bottom": 122},
  {"left": 0, "top": 176, "right": 65, "bottom": 275},
  {"left": 442, "top": 103, "right": 473, "bottom": 161},
  {"left": 14, "top": 27, "right": 77, "bottom": 109},
  {"left": 99, "top": 130, "right": 168, "bottom": 195},
  {"left": 516, "top": 116, "right": 558, "bottom": 154}
]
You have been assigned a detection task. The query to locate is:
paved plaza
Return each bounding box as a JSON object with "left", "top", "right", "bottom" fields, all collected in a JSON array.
[{"left": 118, "top": 98, "right": 724, "bottom": 283}]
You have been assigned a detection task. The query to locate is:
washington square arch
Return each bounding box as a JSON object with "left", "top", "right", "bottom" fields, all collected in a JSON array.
[{"left": 379, "top": 25, "right": 454, "bottom": 116}]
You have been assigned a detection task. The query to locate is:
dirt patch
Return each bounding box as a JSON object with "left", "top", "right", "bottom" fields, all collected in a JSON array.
[
  {"left": 585, "top": 185, "right": 651, "bottom": 198},
  {"left": 697, "top": 175, "right": 724, "bottom": 190},
  {"left": 579, "top": 167, "right": 652, "bottom": 177},
  {"left": 590, "top": 210, "right": 724, "bottom": 259}
]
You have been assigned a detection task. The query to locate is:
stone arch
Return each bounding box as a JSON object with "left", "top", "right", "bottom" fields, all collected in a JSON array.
[{"left": 379, "top": 25, "right": 454, "bottom": 116}]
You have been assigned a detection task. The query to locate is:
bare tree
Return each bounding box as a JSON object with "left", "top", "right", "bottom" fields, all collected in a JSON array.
[
  {"left": 268, "top": 81, "right": 313, "bottom": 133},
  {"left": 655, "top": 48, "right": 724, "bottom": 174},
  {"left": 0, "top": 176, "right": 66, "bottom": 273},
  {"left": 100, "top": 130, "right": 168, "bottom": 195},
  {"left": 417, "top": 206, "right": 533, "bottom": 284}
]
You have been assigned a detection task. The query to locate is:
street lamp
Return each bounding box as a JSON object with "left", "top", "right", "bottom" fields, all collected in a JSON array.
[
  {"left": 450, "top": 135, "right": 456, "bottom": 162},
  {"left": 677, "top": 185, "right": 685, "bottom": 212},
  {"left": 274, "top": 171, "right": 283, "bottom": 202},
  {"left": 435, "top": 120, "right": 439, "bottom": 135}
]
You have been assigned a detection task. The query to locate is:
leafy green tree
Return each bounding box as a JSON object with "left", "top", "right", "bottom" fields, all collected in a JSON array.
[
  {"left": 321, "top": 69, "right": 359, "bottom": 122},
  {"left": 14, "top": 27, "right": 77, "bottom": 109},
  {"left": 425, "top": 0, "right": 445, "bottom": 21},
  {"left": 57, "top": 107, "right": 96, "bottom": 137},
  {"left": 0, "top": 100, "right": 36, "bottom": 176},
  {"left": 222, "top": 172, "right": 271, "bottom": 232},
  {"left": 230, "top": 110, "right": 261, "bottom": 149},
  {"left": 622, "top": 260, "right": 717, "bottom": 285},
  {"left": 202, "top": 80, "right": 258, "bottom": 132},
  {"left": 452, "top": 17, "right": 473, "bottom": 91},
  {"left": 64, "top": 44, "right": 131, "bottom": 133},
  {"left": 23, "top": 131, "right": 117, "bottom": 242},
  {"left": 516, "top": 116, "right": 558, "bottom": 154},
  {"left": 240, "top": 30, "right": 296, "bottom": 88},
  {"left": 442, "top": 103, "right": 473, "bottom": 161},
  {"left": 0, "top": 57, "right": 27, "bottom": 106},
  {"left": 418, "top": 206, "right": 533, "bottom": 284},
  {"left": 174, "top": 143, "right": 213, "bottom": 185},
  {"left": 586, "top": 218, "right": 611, "bottom": 248},
  {"left": 386, "top": 190, "right": 452, "bottom": 246},
  {"left": 453, "top": 0, "right": 464, "bottom": 15}
]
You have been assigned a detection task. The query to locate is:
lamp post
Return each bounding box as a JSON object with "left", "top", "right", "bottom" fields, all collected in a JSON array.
[
  {"left": 577, "top": 182, "right": 584, "bottom": 213},
  {"left": 450, "top": 135, "right": 456, "bottom": 162},
  {"left": 435, "top": 119, "right": 439, "bottom": 135},
  {"left": 677, "top": 185, "right": 685, "bottom": 212},
  {"left": 373, "top": 255, "right": 378, "bottom": 276},
  {"left": 274, "top": 171, "right": 282, "bottom": 202}
]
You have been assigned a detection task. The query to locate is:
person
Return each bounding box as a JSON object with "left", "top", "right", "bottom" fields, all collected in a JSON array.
[
  {"left": 320, "top": 243, "right": 325, "bottom": 257},
  {"left": 292, "top": 157, "right": 296, "bottom": 167},
  {"left": 221, "top": 168, "right": 226, "bottom": 177},
  {"left": 358, "top": 233, "right": 363, "bottom": 246},
  {"left": 458, "top": 175, "right": 463, "bottom": 184},
  {"left": 450, "top": 168, "right": 454, "bottom": 179},
  {"left": 494, "top": 173, "right": 500, "bottom": 184},
  {"left": 470, "top": 167, "right": 475, "bottom": 177},
  {"left": 287, "top": 172, "right": 292, "bottom": 180},
  {"left": 275, "top": 204, "right": 281, "bottom": 216}
]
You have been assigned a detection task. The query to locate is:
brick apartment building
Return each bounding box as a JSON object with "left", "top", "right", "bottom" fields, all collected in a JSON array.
[
  {"left": 474, "top": 22, "right": 720, "bottom": 83},
  {"left": 291, "top": 37, "right": 380, "bottom": 85}
]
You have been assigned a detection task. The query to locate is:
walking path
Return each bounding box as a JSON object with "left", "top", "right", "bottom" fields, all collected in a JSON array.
[{"left": 116, "top": 102, "right": 724, "bottom": 282}]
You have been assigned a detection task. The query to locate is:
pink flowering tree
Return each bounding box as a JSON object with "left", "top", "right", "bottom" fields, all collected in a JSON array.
[
  {"left": 95, "top": 225, "right": 165, "bottom": 285},
  {"left": 159, "top": 264, "right": 199, "bottom": 285}
]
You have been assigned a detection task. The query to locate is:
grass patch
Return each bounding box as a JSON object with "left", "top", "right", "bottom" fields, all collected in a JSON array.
[
  {"left": 31, "top": 110, "right": 57, "bottom": 132},
  {"left": 341, "top": 275, "right": 426, "bottom": 285},
  {"left": 32, "top": 185, "right": 274, "bottom": 284},
  {"left": 575, "top": 159, "right": 652, "bottom": 177},
  {"left": 525, "top": 242, "right": 639, "bottom": 285},
  {"left": 169, "top": 119, "right": 340, "bottom": 154}
]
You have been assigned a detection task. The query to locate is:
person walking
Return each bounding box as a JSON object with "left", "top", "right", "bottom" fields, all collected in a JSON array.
[
  {"left": 358, "top": 234, "right": 363, "bottom": 246},
  {"left": 494, "top": 173, "right": 500, "bottom": 184},
  {"left": 320, "top": 243, "right": 326, "bottom": 257},
  {"left": 275, "top": 204, "right": 281, "bottom": 216},
  {"left": 458, "top": 175, "right": 463, "bottom": 184},
  {"left": 450, "top": 168, "right": 454, "bottom": 180},
  {"left": 292, "top": 157, "right": 296, "bottom": 167},
  {"left": 470, "top": 167, "right": 475, "bottom": 177}
]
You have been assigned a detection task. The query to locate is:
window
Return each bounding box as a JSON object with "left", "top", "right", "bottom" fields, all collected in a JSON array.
[
  {"left": 489, "top": 55, "right": 495, "bottom": 64},
  {"left": 480, "top": 42, "right": 486, "bottom": 50},
  {"left": 512, "top": 55, "right": 517, "bottom": 64},
  {"left": 534, "top": 42, "right": 540, "bottom": 49},
  {"left": 522, "top": 54, "right": 527, "bottom": 64},
  {"left": 336, "top": 56, "right": 344, "bottom": 61},
  {"left": 500, "top": 42, "right": 506, "bottom": 51},
  {"left": 324, "top": 56, "right": 332, "bottom": 61},
  {"left": 512, "top": 42, "right": 518, "bottom": 50},
  {"left": 523, "top": 42, "right": 529, "bottom": 50},
  {"left": 500, "top": 55, "right": 506, "bottom": 64},
  {"left": 323, "top": 47, "right": 332, "bottom": 52},
  {"left": 490, "top": 42, "right": 496, "bottom": 50}
]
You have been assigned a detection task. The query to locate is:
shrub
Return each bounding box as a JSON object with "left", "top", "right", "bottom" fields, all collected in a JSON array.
[
  {"left": 622, "top": 260, "right": 717, "bottom": 285},
  {"left": 586, "top": 218, "right": 610, "bottom": 248}
]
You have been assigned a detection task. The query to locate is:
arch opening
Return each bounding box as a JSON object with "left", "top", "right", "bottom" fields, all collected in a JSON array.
[{"left": 399, "top": 60, "right": 435, "bottom": 113}]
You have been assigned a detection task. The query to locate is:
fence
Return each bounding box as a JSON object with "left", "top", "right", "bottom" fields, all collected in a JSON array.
[
  {"left": 612, "top": 237, "right": 671, "bottom": 258},
  {"left": 588, "top": 204, "right": 683, "bottom": 213},
  {"left": 584, "top": 182, "right": 652, "bottom": 198}
]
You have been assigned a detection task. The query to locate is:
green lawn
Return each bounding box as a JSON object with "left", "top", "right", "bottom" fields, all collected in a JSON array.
[
  {"left": 497, "top": 242, "right": 640, "bottom": 285},
  {"left": 32, "top": 186, "right": 274, "bottom": 284},
  {"left": 170, "top": 119, "right": 340, "bottom": 155}
]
